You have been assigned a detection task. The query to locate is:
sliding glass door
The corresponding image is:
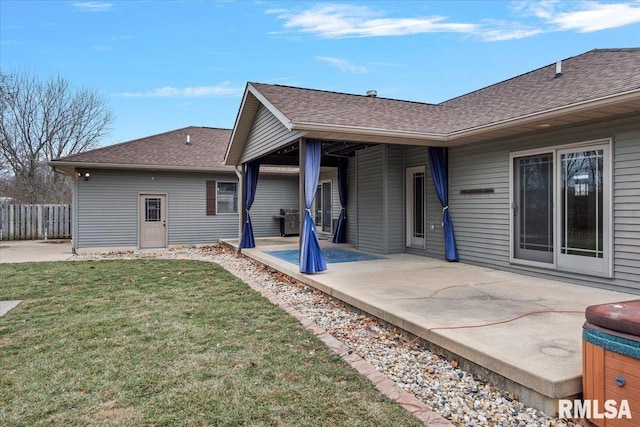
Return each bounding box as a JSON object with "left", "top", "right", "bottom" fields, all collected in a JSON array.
[{"left": 511, "top": 140, "right": 611, "bottom": 276}]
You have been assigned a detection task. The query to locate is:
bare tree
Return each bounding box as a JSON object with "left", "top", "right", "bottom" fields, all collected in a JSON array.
[{"left": 0, "top": 70, "right": 113, "bottom": 203}]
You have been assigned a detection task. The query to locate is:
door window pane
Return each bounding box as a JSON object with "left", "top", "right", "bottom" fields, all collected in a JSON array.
[
  {"left": 560, "top": 150, "right": 604, "bottom": 258},
  {"left": 515, "top": 154, "right": 553, "bottom": 261},
  {"left": 413, "top": 172, "right": 424, "bottom": 238},
  {"left": 145, "top": 198, "right": 162, "bottom": 222},
  {"left": 217, "top": 182, "right": 238, "bottom": 214},
  {"left": 315, "top": 184, "right": 322, "bottom": 226},
  {"left": 322, "top": 182, "right": 332, "bottom": 231}
]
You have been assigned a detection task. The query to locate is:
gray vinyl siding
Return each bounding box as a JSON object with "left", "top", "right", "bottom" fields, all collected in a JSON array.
[
  {"left": 240, "top": 105, "right": 306, "bottom": 164},
  {"left": 252, "top": 174, "right": 299, "bottom": 237},
  {"left": 613, "top": 129, "right": 640, "bottom": 290},
  {"left": 355, "top": 145, "right": 404, "bottom": 254},
  {"left": 448, "top": 116, "right": 640, "bottom": 293},
  {"left": 403, "top": 146, "right": 445, "bottom": 259},
  {"left": 386, "top": 146, "right": 405, "bottom": 253},
  {"left": 76, "top": 169, "right": 147, "bottom": 248},
  {"left": 75, "top": 169, "right": 296, "bottom": 249},
  {"left": 357, "top": 146, "right": 384, "bottom": 253},
  {"left": 449, "top": 144, "right": 510, "bottom": 267}
]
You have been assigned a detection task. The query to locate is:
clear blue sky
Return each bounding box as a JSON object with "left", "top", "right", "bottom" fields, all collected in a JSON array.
[{"left": 2, "top": 1, "right": 639, "bottom": 146}]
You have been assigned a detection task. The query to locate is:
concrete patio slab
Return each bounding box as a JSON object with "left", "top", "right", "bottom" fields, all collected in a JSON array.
[
  {"left": 0, "top": 240, "right": 73, "bottom": 263},
  {"left": 222, "top": 237, "right": 638, "bottom": 416}
]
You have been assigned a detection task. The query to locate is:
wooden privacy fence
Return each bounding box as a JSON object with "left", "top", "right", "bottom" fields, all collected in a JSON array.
[{"left": 0, "top": 204, "right": 72, "bottom": 240}]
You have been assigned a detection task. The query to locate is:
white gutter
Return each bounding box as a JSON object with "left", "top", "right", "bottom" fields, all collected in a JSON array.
[
  {"left": 290, "top": 121, "right": 447, "bottom": 141},
  {"left": 48, "top": 161, "right": 235, "bottom": 174}
]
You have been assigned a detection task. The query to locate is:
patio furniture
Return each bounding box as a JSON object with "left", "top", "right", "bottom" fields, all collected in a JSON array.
[{"left": 582, "top": 299, "right": 640, "bottom": 426}]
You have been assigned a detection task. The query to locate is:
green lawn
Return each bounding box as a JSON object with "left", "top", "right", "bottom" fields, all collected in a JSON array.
[{"left": 0, "top": 259, "right": 421, "bottom": 426}]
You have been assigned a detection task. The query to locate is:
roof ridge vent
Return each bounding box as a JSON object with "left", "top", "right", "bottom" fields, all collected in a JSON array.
[
  {"left": 555, "top": 61, "right": 562, "bottom": 78},
  {"left": 366, "top": 90, "right": 377, "bottom": 97}
]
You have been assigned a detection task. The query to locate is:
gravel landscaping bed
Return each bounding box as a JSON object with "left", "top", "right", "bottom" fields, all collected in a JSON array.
[{"left": 79, "top": 245, "right": 582, "bottom": 427}]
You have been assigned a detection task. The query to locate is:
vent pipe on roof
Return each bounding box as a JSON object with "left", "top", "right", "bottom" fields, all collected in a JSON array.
[
  {"left": 555, "top": 61, "right": 562, "bottom": 78},
  {"left": 366, "top": 90, "right": 377, "bottom": 97},
  {"left": 186, "top": 135, "right": 191, "bottom": 145}
]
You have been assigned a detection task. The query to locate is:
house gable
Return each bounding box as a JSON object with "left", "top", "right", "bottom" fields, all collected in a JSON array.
[{"left": 240, "top": 103, "right": 307, "bottom": 164}]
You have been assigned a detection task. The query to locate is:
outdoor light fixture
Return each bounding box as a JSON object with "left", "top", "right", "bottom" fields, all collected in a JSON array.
[{"left": 77, "top": 170, "right": 91, "bottom": 181}]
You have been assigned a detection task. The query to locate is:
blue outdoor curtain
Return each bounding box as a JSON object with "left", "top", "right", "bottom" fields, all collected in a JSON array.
[
  {"left": 239, "top": 160, "right": 260, "bottom": 249},
  {"left": 428, "top": 147, "right": 459, "bottom": 262},
  {"left": 300, "top": 140, "right": 327, "bottom": 273},
  {"left": 332, "top": 158, "right": 348, "bottom": 243}
]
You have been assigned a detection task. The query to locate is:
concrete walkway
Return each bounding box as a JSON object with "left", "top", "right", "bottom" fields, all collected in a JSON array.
[
  {"left": 223, "top": 237, "right": 639, "bottom": 415},
  {"left": 0, "top": 300, "right": 21, "bottom": 317},
  {"left": 0, "top": 240, "right": 73, "bottom": 263}
]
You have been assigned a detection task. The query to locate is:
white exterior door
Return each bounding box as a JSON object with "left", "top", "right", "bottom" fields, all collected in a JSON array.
[
  {"left": 139, "top": 194, "right": 166, "bottom": 249},
  {"left": 406, "top": 166, "right": 426, "bottom": 248}
]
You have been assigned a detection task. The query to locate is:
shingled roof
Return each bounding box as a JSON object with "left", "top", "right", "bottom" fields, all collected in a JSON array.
[
  {"left": 226, "top": 48, "right": 640, "bottom": 164},
  {"left": 248, "top": 83, "right": 455, "bottom": 134},
  {"left": 441, "top": 48, "right": 640, "bottom": 132},
  {"left": 51, "top": 126, "right": 234, "bottom": 172}
]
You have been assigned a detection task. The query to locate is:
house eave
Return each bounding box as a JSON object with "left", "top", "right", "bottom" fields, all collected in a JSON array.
[
  {"left": 290, "top": 122, "right": 447, "bottom": 144},
  {"left": 48, "top": 160, "right": 299, "bottom": 176},
  {"left": 48, "top": 161, "right": 235, "bottom": 174},
  {"left": 447, "top": 89, "right": 640, "bottom": 144}
]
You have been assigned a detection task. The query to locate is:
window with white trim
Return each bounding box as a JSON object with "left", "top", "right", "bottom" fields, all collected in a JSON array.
[{"left": 216, "top": 182, "right": 238, "bottom": 214}]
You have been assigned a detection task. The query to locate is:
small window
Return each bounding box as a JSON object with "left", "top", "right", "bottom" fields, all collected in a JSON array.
[{"left": 216, "top": 182, "right": 238, "bottom": 214}]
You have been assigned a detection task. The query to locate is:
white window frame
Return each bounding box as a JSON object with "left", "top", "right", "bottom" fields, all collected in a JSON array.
[
  {"left": 216, "top": 181, "right": 238, "bottom": 214},
  {"left": 509, "top": 138, "right": 613, "bottom": 277}
]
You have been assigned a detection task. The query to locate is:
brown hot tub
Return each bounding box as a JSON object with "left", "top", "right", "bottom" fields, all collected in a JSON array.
[{"left": 582, "top": 300, "right": 640, "bottom": 426}]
